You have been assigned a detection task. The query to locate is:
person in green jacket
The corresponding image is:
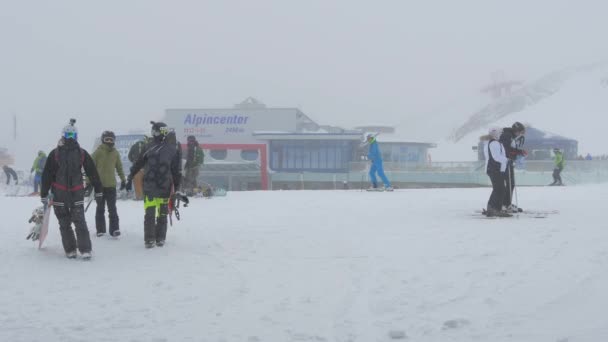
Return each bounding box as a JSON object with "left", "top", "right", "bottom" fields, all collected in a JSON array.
[
  {"left": 183, "top": 135, "right": 204, "bottom": 195},
  {"left": 92, "top": 131, "right": 126, "bottom": 237},
  {"left": 550, "top": 148, "right": 565, "bottom": 186},
  {"left": 31, "top": 151, "right": 47, "bottom": 193}
]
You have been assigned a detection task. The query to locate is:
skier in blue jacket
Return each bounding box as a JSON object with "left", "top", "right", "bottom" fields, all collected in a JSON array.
[{"left": 366, "top": 134, "right": 393, "bottom": 191}]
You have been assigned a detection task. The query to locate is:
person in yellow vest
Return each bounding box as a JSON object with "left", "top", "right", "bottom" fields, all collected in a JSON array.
[{"left": 550, "top": 148, "right": 565, "bottom": 186}]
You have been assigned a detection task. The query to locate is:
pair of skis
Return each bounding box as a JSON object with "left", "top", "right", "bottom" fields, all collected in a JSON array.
[{"left": 474, "top": 209, "right": 559, "bottom": 219}]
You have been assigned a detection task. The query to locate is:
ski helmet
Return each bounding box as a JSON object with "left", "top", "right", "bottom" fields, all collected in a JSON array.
[
  {"left": 512, "top": 121, "right": 525, "bottom": 134},
  {"left": 187, "top": 135, "right": 197, "bottom": 144},
  {"left": 62, "top": 118, "right": 78, "bottom": 140},
  {"left": 101, "top": 131, "right": 116, "bottom": 145},
  {"left": 150, "top": 121, "right": 169, "bottom": 139}
]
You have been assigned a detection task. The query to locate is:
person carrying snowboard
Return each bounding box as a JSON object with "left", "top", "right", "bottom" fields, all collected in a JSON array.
[
  {"left": 482, "top": 128, "right": 511, "bottom": 217},
  {"left": 499, "top": 121, "right": 527, "bottom": 212},
  {"left": 366, "top": 134, "right": 393, "bottom": 191},
  {"left": 92, "top": 130, "right": 126, "bottom": 237},
  {"left": 125, "top": 122, "right": 184, "bottom": 248},
  {"left": 550, "top": 148, "right": 565, "bottom": 186},
  {"left": 128, "top": 135, "right": 149, "bottom": 200},
  {"left": 40, "top": 119, "right": 102, "bottom": 259},
  {"left": 183, "top": 135, "right": 204, "bottom": 196}
]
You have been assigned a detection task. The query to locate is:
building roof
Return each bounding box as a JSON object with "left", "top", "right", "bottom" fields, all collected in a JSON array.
[{"left": 253, "top": 132, "right": 363, "bottom": 141}]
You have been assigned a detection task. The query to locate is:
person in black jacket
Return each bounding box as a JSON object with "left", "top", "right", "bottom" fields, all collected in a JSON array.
[
  {"left": 40, "top": 119, "right": 102, "bottom": 259},
  {"left": 3, "top": 165, "right": 18, "bottom": 185},
  {"left": 481, "top": 128, "right": 511, "bottom": 217},
  {"left": 499, "top": 121, "right": 527, "bottom": 212},
  {"left": 126, "top": 122, "right": 183, "bottom": 248}
]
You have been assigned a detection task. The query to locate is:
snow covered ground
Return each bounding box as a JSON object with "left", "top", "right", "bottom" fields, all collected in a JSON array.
[{"left": 2, "top": 185, "right": 608, "bottom": 342}]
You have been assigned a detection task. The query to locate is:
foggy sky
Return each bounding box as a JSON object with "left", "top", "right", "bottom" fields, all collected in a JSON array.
[{"left": 1, "top": 0, "right": 607, "bottom": 167}]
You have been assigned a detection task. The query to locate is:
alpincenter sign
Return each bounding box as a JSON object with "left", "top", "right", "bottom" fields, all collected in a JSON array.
[{"left": 164, "top": 108, "right": 298, "bottom": 144}]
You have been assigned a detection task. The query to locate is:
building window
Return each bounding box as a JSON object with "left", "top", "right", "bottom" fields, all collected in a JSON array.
[
  {"left": 241, "top": 149, "right": 259, "bottom": 161},
  {"left": 210, "top": 149, "right": 227, "bottom": 160},
  {"left": 268, "top": 140, "right": 354, "bottom": 172}
]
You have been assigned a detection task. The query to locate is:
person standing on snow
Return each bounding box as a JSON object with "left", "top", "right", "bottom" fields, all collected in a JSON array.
[
  {"left": 125, "top": 122, "right": 184, "bottom": 248},
  {"left": 499, "top": 121, "right": 527, "bottom": 212},
  {"left": 366, "top": 134, "right": 393, "bottom": 191},
  {"left": 482, "top": 128, "right": 511, "bottom": 217},
  {"left": 92, "top": 131, "right": 127, "bottom": 237},
  {"left": 550, "top": 148, "right": 565, "bottom": 186},
  {"left": 183, "top": 135, "right": 204, "bottom": 196},
  {"left": 128, "top": 135, "right": 149, "bottom": 200},
  {"left": 40, "top": 119, "right": 102, "bottom": 259},
  {"left": 3, "top": 165, "right": 18, "bottom": 185},
  {"left": 31, "top": 151, "right": 47, "bottom": 193}
]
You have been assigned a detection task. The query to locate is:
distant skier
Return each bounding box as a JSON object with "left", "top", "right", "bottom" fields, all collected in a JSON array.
[
  {"left": 499, "top": 121, "right": 527, "bottom": 212},
  {"left": 40, "top": 119, "right": 102, "bottom": 259},
  {"left": 366, "top": 134, "right": 393, "bottom": 191},
  {"left": 31, "top": 151, "right": 47, "bottom": 193},
  {"left": 92, "top": 131, "right": 126, "bottom": 237},
  {"left": 126, "top": 122, "right": 184, "bottom": 248},
  {"left": 128, "top": 136, "right": 149, "bottom": 200},
  {"left": 183, "top": 135, "right": 204, "bottom": 196},
  {"left": 550, "top": 148, "right": 564, "bottom": 186},
  {"left": 482, "top": 128, "right": 511, "bottom": 217},
  {"left": 3, "top": 165, "right": 18, "bottom": 185}
]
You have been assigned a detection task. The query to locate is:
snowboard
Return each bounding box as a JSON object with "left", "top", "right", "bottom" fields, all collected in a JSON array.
[
  {"left": 38, "top": 194, "right": 54, "bottom": 249},
  {"left": 474, "top": 208, "right": 558, "bottom": 219}
]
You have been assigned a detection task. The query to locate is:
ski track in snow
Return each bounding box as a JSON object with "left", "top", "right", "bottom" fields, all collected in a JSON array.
[{"left": 1, "top": 185, "right": 608, "bottom": 341}]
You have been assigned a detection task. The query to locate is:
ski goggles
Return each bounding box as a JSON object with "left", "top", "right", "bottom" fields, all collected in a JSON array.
[
  {"left": 64, "top": 131, "right": 77, "bottom": 140},
  {"left": 103, "top": 136, "right": 115, "bottom": 144},
  {"left": 152, "top": 126, "right": 173, "bottom": 137}
]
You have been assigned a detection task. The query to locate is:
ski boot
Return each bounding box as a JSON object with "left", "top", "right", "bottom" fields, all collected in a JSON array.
[
  {"left": 81, "top": 252, "right": 92, "bottom": 260},
  {"left": 66, "top": 251, "right": 77, "bottom": 259},
  {"left": 156, "top": 240, "right": 165, "bottom": 247},
  {"left": 504, "top": 204, "right": 523, "bottom": 213},
  {"left": 96, "top": 232, "right": 105, "bottom": 237},
  {"left": 486, "top": 208, "right": 512, "bottom": 218},
  {"left": 145, "top": 241, "right": 156, "bottom": 249},
  {"left": 111, "top": 230, "right": 121, "bottom": 237}
]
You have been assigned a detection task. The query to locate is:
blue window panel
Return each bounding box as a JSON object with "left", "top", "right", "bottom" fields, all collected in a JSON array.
[
  {"left": 302, "top": 149, "right": 311, "bottom": 169},
  {"left": 327, "top": 147, "right": 336, "bottom": 169},
  {"left": 319, "top": 147, "right": 327, "bottom": 169},
  {"left": 271, "top": 151, "right": 279, "bottom": 169},
  {"left": 311, "top": 149, "right": 319, "bottom": 169}
]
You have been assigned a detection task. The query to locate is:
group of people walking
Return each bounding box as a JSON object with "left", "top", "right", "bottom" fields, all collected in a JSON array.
[{"left": 39, "top": 119, "right": 200, "bottom": 259}]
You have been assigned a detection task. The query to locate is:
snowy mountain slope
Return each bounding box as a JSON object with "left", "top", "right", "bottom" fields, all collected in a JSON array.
[
  {"left": 2, "top": 186, "right": 608, "bottom": 342},
  {"left": 431, "top": 63, "right": 608, "bottom": 161}
]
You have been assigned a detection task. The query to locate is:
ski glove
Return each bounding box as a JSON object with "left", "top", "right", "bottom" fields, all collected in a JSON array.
[
  {"left": 120, "top": 180, "right": 126, "bottom": 191},
  {"left": 26, "top": 224, "right": 41, "bottom": 241},
  {"left": 174, "top": 191, "right": 189, "bottom": 207},
  {"left": 84, "top": 183, "right": 93, "bottom": 197},
  {"left": 125, "top": 180, "right": 133, "bottom": 192},
  {"left": 41, "top": 197, "right": 48, "bottom": 205}
]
